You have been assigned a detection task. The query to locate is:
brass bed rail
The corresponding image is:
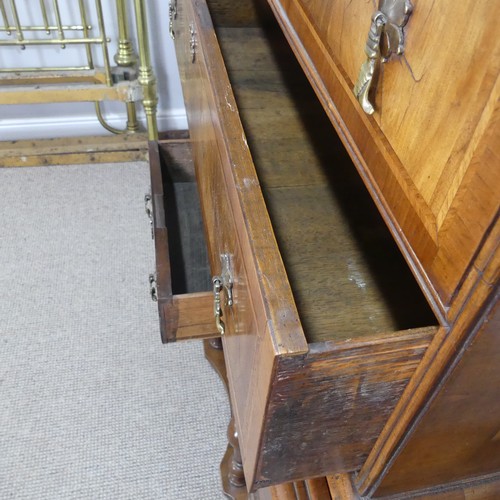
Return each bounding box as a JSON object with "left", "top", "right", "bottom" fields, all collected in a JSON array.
[{"left": 0, "top": 0, "right": 158, "bottom": 139}]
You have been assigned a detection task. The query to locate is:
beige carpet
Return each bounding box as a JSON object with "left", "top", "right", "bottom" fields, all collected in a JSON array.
[{"left": 0, "top": 161, "right": 229, "bottom": 499}]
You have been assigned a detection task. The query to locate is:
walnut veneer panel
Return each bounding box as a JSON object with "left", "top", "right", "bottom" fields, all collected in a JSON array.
[
  {"left": 267, "top": 0, "right": 500, "bottom": 314},
  {"left": 175, "top": 0, "right": 308, "bottom": 488},
  {"left": 376, "top": 293, "right": 500, "bottom": 497}
]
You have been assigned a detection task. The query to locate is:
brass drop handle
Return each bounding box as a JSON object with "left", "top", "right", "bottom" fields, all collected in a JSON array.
[
  {"left": 212, "top": 254, "right": 234, "bottom": 336},
  {"left": 353, "top": 0, "right": 413, "bottom": 115},
  {"left": 144, "top": 193, "right": 153, "bottom": 239},
  {"left": 213, "top": 277, "right": 225, "bottom": 336},
  {"left": 149, "top": 273, "right": 158, "bottom": 302}
]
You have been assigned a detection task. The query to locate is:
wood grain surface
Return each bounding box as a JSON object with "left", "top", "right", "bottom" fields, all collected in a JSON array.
[
  {"left": 255, "top": 328, "right": 435, "bottom": 487},
  {"left": 357, "top": 221, "right": 499, "bottom": 497},
  {"left": 374, "top": 295, "right": 500, "bottom": 497}
]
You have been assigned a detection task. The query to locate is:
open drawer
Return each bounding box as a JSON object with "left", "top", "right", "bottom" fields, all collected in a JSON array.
[
  {"left": 173, "top": 0, "right": 439, "bottom": 490},
  {"left": 148, "top": 139, "right": 218, "bottom": 342}
]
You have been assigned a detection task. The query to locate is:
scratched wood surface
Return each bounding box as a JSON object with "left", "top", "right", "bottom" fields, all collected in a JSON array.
[
  {"left": 267, "top": 0, "right": 500, "bottom": 314},
  {"left": 255, "top": 327, "right": 436, "bottom": 487}
]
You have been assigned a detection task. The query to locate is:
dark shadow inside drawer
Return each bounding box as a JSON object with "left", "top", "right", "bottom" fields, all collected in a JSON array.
[
  {"left": 210, "top": 3, "right": 438, "bottom": 344},
  {"left": 148, "top": 139, "right": 216, "bottom": 342},
  {"left": 160, "top": 140, "right": 211, "bottom": 294}
]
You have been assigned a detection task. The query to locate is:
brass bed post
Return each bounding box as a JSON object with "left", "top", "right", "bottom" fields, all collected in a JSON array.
[
  {"left": 114, "top": 0, "right": 139, "bottom": 133},
  {"left": 133, "top": 0, "right": 158, "bottom": 140},
  {"left": 0, "top": 0, "right": 158, "bottom": 138}
]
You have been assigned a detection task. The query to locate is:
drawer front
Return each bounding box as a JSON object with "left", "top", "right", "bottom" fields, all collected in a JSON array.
[{"left": 268, "top": 0, "right": 500, "bottom": 317}]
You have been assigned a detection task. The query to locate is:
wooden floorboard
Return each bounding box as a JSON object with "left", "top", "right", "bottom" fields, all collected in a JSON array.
[{"left": 0, "top": 133, "right": 149, "bottom": 167}]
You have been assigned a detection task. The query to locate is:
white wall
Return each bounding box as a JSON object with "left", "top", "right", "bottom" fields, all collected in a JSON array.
[{"left": 0, "top": 0, "right": 187, "bottom": 140}]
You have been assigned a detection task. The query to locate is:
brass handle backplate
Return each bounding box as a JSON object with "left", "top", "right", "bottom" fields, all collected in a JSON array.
[
  {"left": 353, "top": 0, "right": 413, "bottom": 115},
  {"left": 213, "top": 277, "right": 225, "bottom": 335}
]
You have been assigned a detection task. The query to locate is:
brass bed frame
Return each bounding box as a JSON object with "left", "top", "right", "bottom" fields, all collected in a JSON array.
[{"left": 0, "top": 0, "right": 158, "bottom": 140}]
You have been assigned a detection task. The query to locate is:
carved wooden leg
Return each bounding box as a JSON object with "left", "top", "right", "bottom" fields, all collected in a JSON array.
[
  {"left": 203, "top": 339, "right": 248, "bottom": 499},
  {"left": 221, "top": 416, "right": 247, "bottom": 497}
]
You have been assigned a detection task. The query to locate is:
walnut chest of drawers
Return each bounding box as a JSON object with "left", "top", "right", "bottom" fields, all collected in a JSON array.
[{"left": 151, "top": 0, "right": 500, "bottom": 497}]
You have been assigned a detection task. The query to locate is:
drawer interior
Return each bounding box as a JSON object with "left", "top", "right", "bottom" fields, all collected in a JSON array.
[
  {"left": 149, "top": 139, "right": 217, "bottom": 342},
  {"left": 207, "top": 1, "right": 437, "bottom": 344},
  {"left": 157, "top": 140, "right": 211, "bottom": 295}
]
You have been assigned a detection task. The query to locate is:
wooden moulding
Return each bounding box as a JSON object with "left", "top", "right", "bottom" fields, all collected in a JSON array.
[{"left": 148, "top": 141, "right": 218, "bottom": 342}]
